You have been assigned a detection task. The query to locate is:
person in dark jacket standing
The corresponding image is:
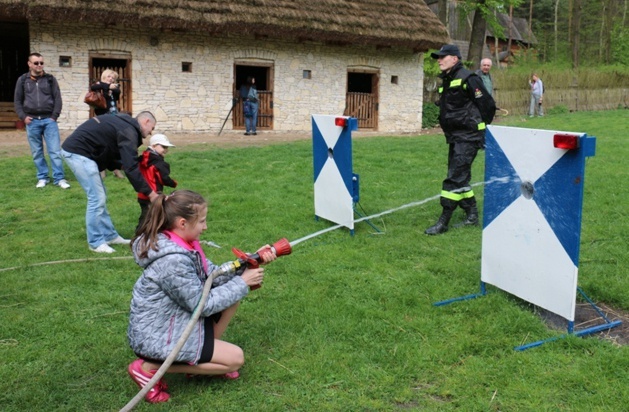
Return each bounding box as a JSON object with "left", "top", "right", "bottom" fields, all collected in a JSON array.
[
  {"left": 14, "top": 52, "right": 70, "bottom": 189},
  {"left": 425, "top": 44, "right": 496, "bottom": 235},
  {"left": 136, "top": 133, "right": 178, "bottom": 230},
  {"left": 475, "top": 58, "right": 494, "bottom": 97},
  {"left": 61, "top": 111, "right": 158, "bottom": 253},
  {"left": 90, "top": 69, "right": 121, "bottom": 116},
  {"left": 239, "top": 76, "right": 259, "bottom": 136}
]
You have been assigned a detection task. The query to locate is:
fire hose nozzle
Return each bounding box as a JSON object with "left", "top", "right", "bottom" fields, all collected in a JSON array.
[{"left": 231, "top": 238, "right": 292, "bottom": 290}]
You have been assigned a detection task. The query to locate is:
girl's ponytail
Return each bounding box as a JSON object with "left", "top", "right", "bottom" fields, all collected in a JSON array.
[{"left": 131, "top": 190, "right": 207, "bottom": 258}]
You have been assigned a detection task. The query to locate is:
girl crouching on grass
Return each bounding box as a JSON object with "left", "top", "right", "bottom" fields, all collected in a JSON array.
[{"left": 127, "top": 190, "right": 275, "bottom": 403}]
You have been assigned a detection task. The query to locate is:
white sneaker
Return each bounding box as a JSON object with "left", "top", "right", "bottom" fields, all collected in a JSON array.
[
  {"left": 107, "top": 236, "right": 130, "bottom": 245},
  {"left": 35, "top": 179, "right": 48, "bottom": 188},
  {"left": 56, "top": 179, "right": 71, "bottom": 189},
  {"left": 90, "top": 243, "right": 116, "bottom": 253}
]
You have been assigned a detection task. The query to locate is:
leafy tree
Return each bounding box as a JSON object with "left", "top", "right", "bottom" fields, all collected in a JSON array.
[
  {"left": 459, "top": 0, "right": 524, "bottom": 70},
  {"left": 513, "top": 0, "right": 629, "bottom": 66}
]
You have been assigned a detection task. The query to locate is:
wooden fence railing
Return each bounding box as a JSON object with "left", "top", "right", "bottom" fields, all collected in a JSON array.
[
  {"left": 425, "top": 71, "right": 629, "bottom": 116},
  {"left": 344, "top": 92, "right": 377, "bottom": 129}
]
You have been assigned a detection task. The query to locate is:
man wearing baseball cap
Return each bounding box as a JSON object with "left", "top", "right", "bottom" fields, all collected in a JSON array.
[
  {"left": 136, "top": 133, "right": 178, "bottom": 230},
  {"left": 425, "top": 44, "right": 496, "bottom": 235}
]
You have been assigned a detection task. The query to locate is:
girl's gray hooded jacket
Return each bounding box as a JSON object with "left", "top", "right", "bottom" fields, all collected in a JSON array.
[{"left": 128, "top": 234, "right": 249, "bottom": 364}]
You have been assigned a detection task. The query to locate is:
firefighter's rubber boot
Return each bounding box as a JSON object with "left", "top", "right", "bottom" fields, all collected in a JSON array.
[
  {"left": 424, "top": 210, "right": 453, "bottom": 235},
  {"left": 459, "top": 197, "right": 479, "bottom": 226},
  {"left": 463, "top": 206, "right": 479, "bottom": 226}
]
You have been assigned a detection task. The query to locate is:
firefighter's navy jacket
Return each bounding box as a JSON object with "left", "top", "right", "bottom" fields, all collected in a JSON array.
[{"left": 436, "top": 62, "right": 496, "bottom": 145}]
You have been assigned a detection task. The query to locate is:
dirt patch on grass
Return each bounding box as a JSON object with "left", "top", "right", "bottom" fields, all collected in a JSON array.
[{"left": 537, "top": 302, "right": 628, "bottom": 346}]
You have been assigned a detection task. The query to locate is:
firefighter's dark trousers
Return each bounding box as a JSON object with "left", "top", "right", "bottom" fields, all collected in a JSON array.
[{"left": 440, "top": 140, "right": 483, "bottom": 212}]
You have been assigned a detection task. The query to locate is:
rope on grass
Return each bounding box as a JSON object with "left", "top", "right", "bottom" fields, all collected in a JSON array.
[{"left": 0, "top": 256, "right": 134, "bottom": 273}]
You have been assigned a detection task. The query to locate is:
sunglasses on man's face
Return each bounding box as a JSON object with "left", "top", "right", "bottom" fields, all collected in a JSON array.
[{"left": 31, "top": 61, "right": 44, "bottom": 66}]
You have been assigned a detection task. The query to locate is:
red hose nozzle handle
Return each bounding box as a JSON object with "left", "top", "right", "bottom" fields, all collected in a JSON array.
[
  {"left": 231, "top": 238, "right": 292, "bottom": 290},
  {"left": 270, "top": 238, "right": 292, "bottom": 257}
]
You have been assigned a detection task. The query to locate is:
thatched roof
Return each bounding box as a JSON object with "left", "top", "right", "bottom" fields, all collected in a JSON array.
[
  {"left": 490, "top": 14, "right": 538, "bottom": 45},
  {"left": 0, "top": 0, "right": 449, "bottom": 52}
]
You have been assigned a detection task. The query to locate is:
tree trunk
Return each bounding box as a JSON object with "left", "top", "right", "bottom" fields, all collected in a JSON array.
[
  {"left": 507, "top": 5, "right": 513, "bottom": 59},
  {"left": 438, "top": 0, "right": 448, "bottom": 27},
  {"left": 554, "top": 0, "right": 560, "bottom": 60},
  {"left": 600, "top": 0, "right": 614, "bottom": 64},
  {"left": 468, "top": 1, "right": 488, "bottom": 70},
  {"left": 529, "top": 0, "right": 534, "bottom": 35},
  {"left": 570, "top": 0, "right": 582, "bottom": 69}
]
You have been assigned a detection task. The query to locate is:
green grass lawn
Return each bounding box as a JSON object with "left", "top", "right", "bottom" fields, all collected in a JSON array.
[{"left": 1, "top": 109, "right": 628, "bottom": 411}]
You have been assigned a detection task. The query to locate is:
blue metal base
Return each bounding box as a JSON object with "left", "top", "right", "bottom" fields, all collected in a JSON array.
[
  {"left": 433, "top": 282, "right": 487, "bottom": 306},
  {"left": 515, "top": 287, "right": 623, "bottom": 351},
  {"left": 434, "top": 284, "right": 622, "bottom": 351},
  {"left": 353, "top": 203, "right": 382, "bottom": 234}
]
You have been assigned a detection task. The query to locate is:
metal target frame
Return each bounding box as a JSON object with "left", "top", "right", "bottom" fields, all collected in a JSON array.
[
  {"left": 434, "top": 125, "right": 621, "bottom": 350},
  {"left": 312, "top": 114, "right": 360, "bottom": 233}
]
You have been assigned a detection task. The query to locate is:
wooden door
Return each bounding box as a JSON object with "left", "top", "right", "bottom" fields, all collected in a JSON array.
[
  {"left": 233, "top": 64, "right": 274, "bottom": 130},
  {"left": 344, "top": 71, "right": 379, "bottom": 130}
]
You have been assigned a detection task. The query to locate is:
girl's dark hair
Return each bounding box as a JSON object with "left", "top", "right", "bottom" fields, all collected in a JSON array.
[
  {"left": 246, "top": 76, "right": 255, "bottom": 87},
  {"left": 132, "top": 190, "right": 207, "bottom": 258}
]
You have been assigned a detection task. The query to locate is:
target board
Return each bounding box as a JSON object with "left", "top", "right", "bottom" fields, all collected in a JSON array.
[
  {"left": 482, "top": 125, "right": 596, "bottom": 322},
  {"left": 312, "top": 115, "right": 359, "bottom": 230}
]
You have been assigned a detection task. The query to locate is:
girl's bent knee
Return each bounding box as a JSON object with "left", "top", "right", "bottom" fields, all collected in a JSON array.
[{"left": 233, "top": 348, "right": 245, "bottom": 369}]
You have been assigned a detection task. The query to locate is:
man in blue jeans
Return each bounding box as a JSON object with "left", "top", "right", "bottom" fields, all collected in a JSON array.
[
  {"left": 14, "top": 52, "right": 70, "bottom": 189},
  {"left": 61, "top": 112, "right": 158, "bottom": 253}
]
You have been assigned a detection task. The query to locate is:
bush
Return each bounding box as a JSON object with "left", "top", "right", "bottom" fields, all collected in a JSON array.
[
  {"left": 547, "top": 104, "right": 569, "bottom": 115},
  {"left": 422, "top": 102, "right": 440, "bottom": 128}
]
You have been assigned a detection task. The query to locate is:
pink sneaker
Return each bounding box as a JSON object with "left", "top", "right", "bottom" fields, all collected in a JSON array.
[
  {"left": 220, "top": 370, "right": 240, "bottom": 380},
  {"left": 127, "top": 359, "right": 170, "bottom": 403}
]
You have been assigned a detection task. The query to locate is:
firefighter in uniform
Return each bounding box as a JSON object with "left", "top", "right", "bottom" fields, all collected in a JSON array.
[{"left": 425, "top": 44, "right": 496, "bottom": 235}]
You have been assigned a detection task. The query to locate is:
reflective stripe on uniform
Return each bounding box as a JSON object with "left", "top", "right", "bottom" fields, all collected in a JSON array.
[
  {"left": 450, "top": 79, "right": 462, "bottom": 87},
  {"left": 478, "top": 122, "right": 486, "bottom": 130},
  {"left": 441, "top": 189, "right": 474, "bottom": 201}
]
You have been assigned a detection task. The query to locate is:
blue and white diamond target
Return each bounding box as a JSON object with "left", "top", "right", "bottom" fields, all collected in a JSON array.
[
  {"left": 312, "top": 115, "right": 358, "bottom": 230},
  {"left": 482, "top": 125, "right": 596, "bottom": 321}
]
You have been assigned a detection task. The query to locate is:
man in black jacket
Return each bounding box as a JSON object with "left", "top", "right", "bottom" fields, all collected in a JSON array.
[
  {"left": 61, "top": 112, "right": 158, "bottom": 253},
  {"left": 425, "top": 44, "right": 496, "bottom": 235},
  {"left": 14, "top": 52, "right": 70, "bottom": 189}
]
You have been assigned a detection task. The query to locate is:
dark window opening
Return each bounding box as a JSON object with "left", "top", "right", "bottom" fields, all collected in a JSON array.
[
  {"left": 236, "top": 66, "right": 268, "bottom": 91},
  {"left": 59, "top": 56, "right": 72, "bottom": 67},
  {"left": 347, "top": 72, "right": 373, "bottom": 93}
]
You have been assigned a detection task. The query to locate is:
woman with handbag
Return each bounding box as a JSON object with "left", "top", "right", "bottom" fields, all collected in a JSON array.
[
  {"left": 91, "top": 69, "right": 124, "bottom": 178},
  {"left": 239, "top": 76, "right": 258, "bottom": 136},
  {"left": 90, "top": 69, "right": 121, "bottom": 116}
]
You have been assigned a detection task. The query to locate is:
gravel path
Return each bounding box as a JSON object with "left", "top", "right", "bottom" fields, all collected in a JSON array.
[{"left": 0, "top": 128, "right": 433, "bottom": 158}]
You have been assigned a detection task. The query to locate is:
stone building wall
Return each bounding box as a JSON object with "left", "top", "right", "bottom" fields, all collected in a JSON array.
[{"left": 31, "top": 22, "right": 426, "bottom": 133}]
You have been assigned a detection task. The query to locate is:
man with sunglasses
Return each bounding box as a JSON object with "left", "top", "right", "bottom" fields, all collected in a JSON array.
[{"left": 14, "top": 52, "right": 70, "bottom": 189}]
